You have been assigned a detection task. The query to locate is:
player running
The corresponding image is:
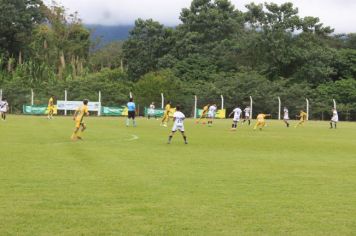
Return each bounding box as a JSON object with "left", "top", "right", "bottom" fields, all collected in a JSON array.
[
  {"left": 229, "top": 106, "right": 242, "bottom": 131},
  {"left": 196, "top": 104, "right": 210, "bottom": 124},
  {"left": 253, "top": 113, "right": 271, "bottom": 131},
  {"left": 295, "top": 110, "right": 307, "bottom": 127},
  {"left": 207, "top": 104, "right": 217, "bottom": 126},
  {"left": 283, "top": 107, "right": 290, "bottom": 127},
  {"left": 168, "top": 105, "right": 188, "bottom": 144},
  {"left": 71, "top": 99, "right": 89, "bottom": 141},
  {"left": 0, "top": 97, "right": 9, "bottom": 121},
  {"left": 330, "top": 108, "right": 338, "bottom": 129},
  {"left": 148, "top": 102, "right": 156, "bottom": 119},
  {"left": 126, "top": 98, "right": 136, "bottom": 127},
  {"left": 161, "top": 101, "right": 171, "bottom": 127},
  {"left": 242, "top": 106, "right": 251, "bottom": 125},
  {"left": 47, "top": 95, "right": 55, "bottom": 119}
]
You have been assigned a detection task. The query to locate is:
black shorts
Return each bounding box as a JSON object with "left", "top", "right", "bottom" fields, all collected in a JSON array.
[{"left": 128, "top": 111, "right": 136, "bottom": 119}]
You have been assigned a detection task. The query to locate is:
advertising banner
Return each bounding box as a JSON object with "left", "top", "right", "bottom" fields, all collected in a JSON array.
[{"left": 57, "top": 101, "right": 101, "bottom": 111}]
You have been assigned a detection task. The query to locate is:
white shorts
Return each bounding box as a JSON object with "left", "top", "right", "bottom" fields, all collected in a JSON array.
[
  {"left": 0, "top": 109, "right": 7, "bottom": 113},
  {"left": 233, "top": 117, "right": 240, "bottom": 122},
  {"left": 245, "top": 114, "right": 250, "bottom": 119},
  {"left": 172, "top": 124, "right": 185, "bottom": 132},
  {"left": 284, "top": 116, "right": 289, "bottom": 120},
  {"left": 208, "top": 112, "right": 215, "bottom": 119},
  {"left": 331, "top": 117, "right": 338, "bottom": 122}
]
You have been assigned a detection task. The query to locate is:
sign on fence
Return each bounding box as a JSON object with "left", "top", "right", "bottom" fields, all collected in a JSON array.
[
  {"left": 197, "top": 109, "right": 226, "bottom": 119},
  {"left": 101, "top": 107, "right": 128, "bottom": 116},
  {"left": 57, "top": 101, "right": 101, "bottom": 111},
  {"left": 23, "top": 105, "right": 58, "bottom": 115}
]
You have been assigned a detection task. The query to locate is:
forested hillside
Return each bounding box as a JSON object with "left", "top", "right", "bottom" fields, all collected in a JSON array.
[{"left": 1, "top": 0, "right": 356, "bottom": 119}]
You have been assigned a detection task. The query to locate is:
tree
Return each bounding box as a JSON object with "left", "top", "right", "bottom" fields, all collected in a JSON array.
[{"left": 122, "top": 19, "right": 174, "bottom": 80}]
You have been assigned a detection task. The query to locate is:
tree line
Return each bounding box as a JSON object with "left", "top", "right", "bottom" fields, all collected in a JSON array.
[{"left": 0, "top": 0, "right": 356, "bottom": 119}]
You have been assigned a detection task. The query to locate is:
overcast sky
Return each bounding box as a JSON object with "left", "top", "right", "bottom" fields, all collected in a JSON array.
[{"left": 47, "top": 0, "right": 356, "bottom": 33}]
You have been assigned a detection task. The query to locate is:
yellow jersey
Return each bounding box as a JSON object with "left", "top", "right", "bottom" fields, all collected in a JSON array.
[
  {"left": 48, "top": 97, "right": 54, "bottom": 107},
  {"left": 257, "top": 114, "right": 267, "bottom": 122},
  {"left": 165, "top": 104, "right": 171, "bottom": 112},
  {"left": 203, "top": 105, "right": 209, "bottom": 112},
  {"left": 76, "top": 105, "right": 89, "bottom": 121},
  {"left": 300, "top": 112, "right": 307, "bottom": 120}
]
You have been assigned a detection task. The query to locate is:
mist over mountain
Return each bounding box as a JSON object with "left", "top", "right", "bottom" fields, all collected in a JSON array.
[{"left": 86, "top": 24, "right": 134, "bottom": 47}]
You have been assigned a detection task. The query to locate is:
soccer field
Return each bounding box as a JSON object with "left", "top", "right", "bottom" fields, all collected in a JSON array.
[{"left": 0, "top": 115, "right": 356, "bottom": 235}]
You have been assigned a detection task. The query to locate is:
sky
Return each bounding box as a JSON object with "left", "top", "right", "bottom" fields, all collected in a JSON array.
[{"left": 47, "top": 0, "right": 356, "bottom": 33}]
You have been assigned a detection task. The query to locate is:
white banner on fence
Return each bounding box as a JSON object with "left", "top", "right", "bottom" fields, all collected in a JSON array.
[{"left": 57, "top": 101, "right": 101, "bottom": 111}]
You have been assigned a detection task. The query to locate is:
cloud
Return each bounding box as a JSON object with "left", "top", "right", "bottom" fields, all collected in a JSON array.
[{"left": 48, "top": 0, "right": 356, "bottom": 33}]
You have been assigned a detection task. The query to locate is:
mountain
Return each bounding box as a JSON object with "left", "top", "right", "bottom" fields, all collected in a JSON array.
[{"left": 85, "top": 24, "right": 134, "bottom": 47}]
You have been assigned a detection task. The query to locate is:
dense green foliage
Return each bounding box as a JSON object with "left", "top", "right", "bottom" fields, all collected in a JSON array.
[
  {"left": 1, "top": 0, "right": 356, "bottom": 119},
  {"left": 1, "top": 116, "right": 356, "bottom": 235}
]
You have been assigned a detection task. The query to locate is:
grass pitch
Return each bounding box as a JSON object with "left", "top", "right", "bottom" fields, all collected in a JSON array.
[{"left": 0, "top": 115, "right": 356, "bottom": 235}]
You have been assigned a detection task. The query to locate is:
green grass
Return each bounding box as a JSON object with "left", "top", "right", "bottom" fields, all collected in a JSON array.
[{"left": 0, "top": 115, "right": 356, "bottom": 235}]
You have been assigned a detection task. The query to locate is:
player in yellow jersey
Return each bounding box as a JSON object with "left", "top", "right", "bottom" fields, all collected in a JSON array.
[
  {"left": 161, "top": 101, "right": 171, "bottom": 127},
  {"left": 253, "top": 113, "right": 271, "bottom": 131},
  {"left": 47, "top": 95, "right": 55, "bottom": 119},
  {"left": 71, "top": 99, "right": 89, "bottom": 141},
  {"left": 295, "top": 110, "right": 307, "bottom": 127},
  {"left": 196, "top": 104, "right": 209, "bottom": 124}
]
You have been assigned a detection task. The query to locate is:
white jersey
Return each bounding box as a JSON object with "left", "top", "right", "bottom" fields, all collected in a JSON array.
[
  {"left": 0, "top": 101, "right": 8, "bottom": 112},
  {"left": 208, "top": 105, "right": 217, "bottom": 118},
  {"left": 331, "top": 110, "right": 338, "bottom": 122},
  {"left": 283, "top": 108, "right": 289, "bottom": 120},
  {"left": 148, "top": 104, "right": 155, "bottom": 115},
  {"left": 244, "top": 107, "right": 251, "bottom": 117},
  {"left": 233, "top": 108, "right": 242, "bottom": 121},
  {"left": 172, "top": 111, "right": 185, "bottom": 132}
]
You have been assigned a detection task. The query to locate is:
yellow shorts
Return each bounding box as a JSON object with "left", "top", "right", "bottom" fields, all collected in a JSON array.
[
  {"left": 48, "top": 106, "right": 54, "bottom": 112},
  {"left": 256, "top": 121, "right": 265, "bottom": 127},
  {"left": 75, "top": 120, "right": 84, "bottom": 128}
]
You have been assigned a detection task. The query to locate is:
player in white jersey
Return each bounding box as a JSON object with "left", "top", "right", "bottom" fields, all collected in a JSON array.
[
  {"left": 0, "top": 98, "right": 9, "bottom": 121},
  {"left": 330, "top": 108, "right": 338, "bottom": 129},
  {"left": 283, "top": 107, "right": 290, "bottom": 127},
  {"left": 229, "top": 106, "right": 242, "bottom": 130},
  {"left": 242, "top": 106, "right": 251, "bottom": 125},
  {"left": 207, "top": 104, "right": 217, "bottom": 127},
  {"left": 168, "top": 105, "right": 188, "bottom": 144},
  {"left": 148, "top": 102, "right": 156, "bottom": 119}
]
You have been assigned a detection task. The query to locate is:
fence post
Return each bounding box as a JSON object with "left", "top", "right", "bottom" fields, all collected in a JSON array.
[
  {"left": 0, "top": 89, "right": 2, "bottom": 100},
  {"left": 306, "top": 98, "right": 309, "bottom": 120},
  {"left": 98, "top": 91, "right": 102, "bottom": 116},
  {"left": 161, "top": 93, "right": 164, "bottom": 109},
  {"left": 194, "top": 95, "right": 198, "bottom": 119},
  {"left": 278, "top": 96, "right": 281, "bottom": 120},
  {"left": 31, "top": 89, "right": 34, "bottom": 106},
  {"left": 64, "top": 90, "right": 67, "bottom": 116},
  {"left": 221, "top": 95, "right": 224, "bottom": 110},
  {"left": 250, "top": 96, "right": 253, "bottom": 119},
  {"left": 129, "top": 92, "right": 133, "bottom": 99},
  {"left": 333, "top": 99, "right": 336, "bottom": 110}
]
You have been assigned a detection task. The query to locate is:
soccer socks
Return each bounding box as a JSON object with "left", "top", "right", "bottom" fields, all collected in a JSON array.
[
  {"left": 330, "top": 122, "right": 333, "bottom": 129},
  {"left": 133, "top": 120, "right": 136, "bottom": 127},
  {"left": 126, "top": 119, "right": 130, "bottom": 127},
  {"left": 248, "top": 120, "right": 251, "bottom": 125},
  {"left": 168, "top": 135, "right": 173, "bottom": 144},
  {"left": 183, "top": 136, "right": 187, "bottom": 144}
]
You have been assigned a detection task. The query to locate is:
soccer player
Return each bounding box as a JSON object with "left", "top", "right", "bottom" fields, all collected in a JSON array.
[
  {"left": 207, "top": 104, "right": 217, "bottom": 126},
  {"left": 148, "top": 102, "right": 156, "bottom": 119},
  {"left": 196, "top": 104, "right": 210, "bottom": 124},
  {"left": 295, "top": 110, "right": 307, "bottom": 127},
  {"left": 161, "top": 101, "right": 171, "bottom": 127},
  {"left": 229, "top": 106, "right": 242, "bottom": 130},
  {"left": 168, "top": 105, "right": 187, "bottom": 144},
  {"left": 47, "top": 95, "right": 55, "bottom": 119},
  {"left": 253, "top": 113, "right": 271, "bottom": 131},
  {"left": 0, "top": 97, "right": 9, "bottom": 121},
  {"left": 330, "top": 108, "right": 338, "bottom": 129},
  {"left": 283, "top": 107, "right": 290, "bottom": 127},
  {"left": 71, "top": 99, "right": 89, "bottom": 141},
  {"left": 242, "top": 106, "right": 251, "bottom": 125},
  {"left": 126, "top": 98, "right": 136, "bottom": 127}
]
